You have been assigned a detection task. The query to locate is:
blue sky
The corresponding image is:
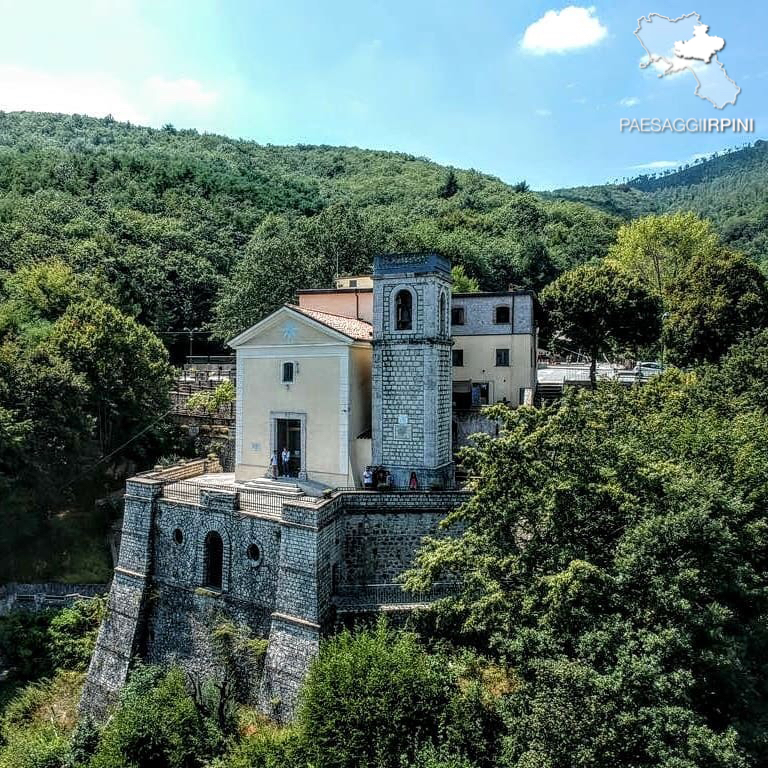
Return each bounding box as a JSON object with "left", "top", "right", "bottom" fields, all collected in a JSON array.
[{"left": 0, "top": 0, "right": 765, "bottom": 188}]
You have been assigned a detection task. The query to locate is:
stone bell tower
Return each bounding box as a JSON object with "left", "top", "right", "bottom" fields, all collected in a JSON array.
[{"left": 371, "top": 253, "right": 453, "bottom": 489}]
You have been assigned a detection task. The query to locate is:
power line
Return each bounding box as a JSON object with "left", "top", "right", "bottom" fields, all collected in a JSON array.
[{"left": 62, "top": 408, "right": 173, "bottom": 491}]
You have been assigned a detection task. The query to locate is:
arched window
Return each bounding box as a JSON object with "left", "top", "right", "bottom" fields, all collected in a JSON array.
[
  {"left": 204, "top": 531, "right": 224, "bottom": 589},
  {"left": 439, "top": 292, "right": 447, "bottom": 335},
  {"left": 395, "top": 289, "right": 413, "bottom": 331}
]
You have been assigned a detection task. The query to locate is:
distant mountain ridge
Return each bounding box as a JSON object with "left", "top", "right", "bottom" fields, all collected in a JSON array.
[{"left": 548, "top": 140, "right": 768, "bottom": 266}]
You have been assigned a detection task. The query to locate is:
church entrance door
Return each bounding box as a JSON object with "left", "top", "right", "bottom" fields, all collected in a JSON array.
[{"left": 276, "top": 418, "right": 302, "bottom": 477}]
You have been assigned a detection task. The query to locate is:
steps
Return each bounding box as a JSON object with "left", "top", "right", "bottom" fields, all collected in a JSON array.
[{"left": 242, "top": 478, "right": 305, "bottom": 496}]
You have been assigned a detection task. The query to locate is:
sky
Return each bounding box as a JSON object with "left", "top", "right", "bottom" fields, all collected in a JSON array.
[{"left": 0, "top": 0, "right": 766, "bottom": 189}]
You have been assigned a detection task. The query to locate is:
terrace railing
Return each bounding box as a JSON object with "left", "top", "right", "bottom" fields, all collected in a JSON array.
[{"left": 160, "top": 480, "right": 321, "bottom": 517}]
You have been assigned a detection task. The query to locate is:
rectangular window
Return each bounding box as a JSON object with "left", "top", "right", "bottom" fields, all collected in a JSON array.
[
  {"left": 452, "top": 349, "right": 464, "bottom": 367},
  {"left": 282, "top": 361, "right": 295, "bottom": 383},
  {"left": 349, "top": 279, "right": 357, "bottom": 287},
  {"left": 494, "top": 306, "right": 510, "bottom": 324},
  {"left": 495, "top": 348, "right": 510, "bottom": 367},
  {"left": 451, "top": 307, "right": 465, "bottom": 326}
]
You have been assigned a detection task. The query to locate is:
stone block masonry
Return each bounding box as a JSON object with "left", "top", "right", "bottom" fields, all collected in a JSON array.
[
  {"left": 371, "top": 253, "right": 454, "bottom": 489},
  {"left": 80, "top": 477, "right": 161, "bottom": 721},
  {"left": 81, "top": 458, "right": 467, "bottom": 724}
]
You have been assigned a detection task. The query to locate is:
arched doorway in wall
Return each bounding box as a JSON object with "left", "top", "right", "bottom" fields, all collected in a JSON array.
[{"left": 203, "top": 531, "right": 224, "bottom": 589}]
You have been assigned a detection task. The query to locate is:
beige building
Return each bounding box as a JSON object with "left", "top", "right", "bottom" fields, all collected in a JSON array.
[
  {"left": 228, "top": 304, "right": 373, "bottom": 488},
  {"left": 450, "top": 292, "right": 537, "bottom": 408}
]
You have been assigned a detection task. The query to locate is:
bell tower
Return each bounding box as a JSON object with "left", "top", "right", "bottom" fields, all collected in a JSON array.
[{"left": 371, "top": 253, "right": 453, "bottom": 489}]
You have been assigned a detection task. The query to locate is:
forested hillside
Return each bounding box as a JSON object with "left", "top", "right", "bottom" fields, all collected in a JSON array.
[
  {"left": 0, "top": 111, "right": 617, "bottom": 347},
  {"left": 550, "top": 140, "right": 768, "bottom": 267}
]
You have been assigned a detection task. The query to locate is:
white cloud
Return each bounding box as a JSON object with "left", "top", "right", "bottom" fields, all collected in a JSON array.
[
  {"left": 535, "top": 108, "right": 552, "bottom": 116},
  {"left": 521, "top": 6, "right": 608, "bottom": 54},
  {"left": 0, "top": 67, "right": 221, "bottom": 125},
  {"left": 0, "top": 66, "right": 148, "bottom": 123},
  {"left": 619, "top": 96, "right": 639, "bottom": 107},
  {"left": 145, "top": 76, "right": 219, "bottom": 108}
]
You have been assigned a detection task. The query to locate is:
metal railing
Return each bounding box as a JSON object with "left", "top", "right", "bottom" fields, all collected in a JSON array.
[
  {"left": 161, "top": 481, "right": 321, "bottom": 516},
  {"left": 161, "top": 480, "right": 207, "bottom": 505},
  {"left": 237, "top": 488, "right": 322, "bottom": 515}
]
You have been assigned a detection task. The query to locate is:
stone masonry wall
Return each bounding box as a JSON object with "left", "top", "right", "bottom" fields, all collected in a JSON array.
[
  {"left": 259, "top": 495, "right": 343, "bottom": 720},
  {"left": 80, "top": 478, "right": 161, "bottom": 721},
  {"left": 451, "top": 292, "right": 535, "bottom": 336},
  {"left": 83, "top": 476, "right": 466, "bottom": 724},
  {"left": 338, "top": 491, "right": 467, "bottom": 585},
  {"left": 145, "top": 491, "right": 281, "bottom": 698}
]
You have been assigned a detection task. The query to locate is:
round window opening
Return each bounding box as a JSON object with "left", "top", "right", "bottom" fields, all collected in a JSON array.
[
  {"left": 173, "top": 528, "right": 183, "bottom": 545},
  {"left": 247, "top": 544, "right": 261, "bottom": 561}
]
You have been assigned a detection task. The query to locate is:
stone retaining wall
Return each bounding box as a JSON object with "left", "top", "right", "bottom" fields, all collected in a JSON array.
[{"left": 81, "top": 474, "right": 467, "bottom": 724}]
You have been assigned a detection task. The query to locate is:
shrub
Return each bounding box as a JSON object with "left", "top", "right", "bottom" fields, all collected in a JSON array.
[
  {"left": 297, "top": 621, "right": 451, "bottom": 768},
  {"left": 0, "top": 597, "right": 105, "bottom": 683},
  {"left": 48, "top": 597, "right": 105, "bottom": 671},
  {"left": 0, "top": 670, "right": 83, "bottom": 768},
  {"left": 90, "top": 665, "right": 223, "bottom": 768},
  {"left": 0, "top": 611, "right": 54, "bottom": 680},
  {"left": 0, "top": 724, "right": 70, "bottom": 768},
  {"left": 409, "top": 743, "right": 477, "bottom": 768},
  {"left": 213, "top": 721, "right": 302, "bottom": 768}
]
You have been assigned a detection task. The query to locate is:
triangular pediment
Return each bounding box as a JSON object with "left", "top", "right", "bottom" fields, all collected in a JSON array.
[{"left": 228, "top": 306, "right": 353, "bottom": 348}]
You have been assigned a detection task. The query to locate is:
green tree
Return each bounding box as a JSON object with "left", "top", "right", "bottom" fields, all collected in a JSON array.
[
  {"left": 47, "top": 299, "right": 173, "bottom": 459},
  {"left": 451, "top": 265, "right": 480, "bottom": 293},
  {"left": 541, "top": 263, "right": 661, "bottom": 386},
  {"left": 297, "top": 622, "right": 450, "bottom": 768},
  {"left": 439, "top": 170, "right": 460, "bottom": 199},
  {"left": 0, "top": 258, "right": 107, "bottom": 345},
  {"left": 608, "top": 212, "right": 720, "bottom": 300},
  {"left": 697, "top": 329, "right": 768, "bottom": 411},
  {"left": 663, "top": 248, "right": 768, "bottom": 365},
  {"left": 407, "top": 373, "right": 768, "bottom": 767},
  {"left": 47, "top": 597, "right": 106, "bottom": 671},
  {"left": 211, "top": 204, "right": 381, "bottom": 341},
  {"left": 90, "top": 666, "right": 223, "bottom": 768}
]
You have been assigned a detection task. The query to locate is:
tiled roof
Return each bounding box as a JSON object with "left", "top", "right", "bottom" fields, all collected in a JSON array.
[{"left": 287, "top": 305, "right": 373, "bottom": 342}]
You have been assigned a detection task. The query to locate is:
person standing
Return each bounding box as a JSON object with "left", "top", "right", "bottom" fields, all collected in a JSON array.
[
  {"left": 281, "top": 446, "right": 291, "bottom": 477},
  {"left": 270, "top": 451, "right": 279, "bottom": 479}
]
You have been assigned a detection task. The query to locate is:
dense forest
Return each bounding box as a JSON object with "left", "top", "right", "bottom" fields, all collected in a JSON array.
[
  {"left": 0, "top": 110, "right": 619, "bottom": 345},
  {"left": 550, "top": 140, "right": 768, "bottom": 266}
]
